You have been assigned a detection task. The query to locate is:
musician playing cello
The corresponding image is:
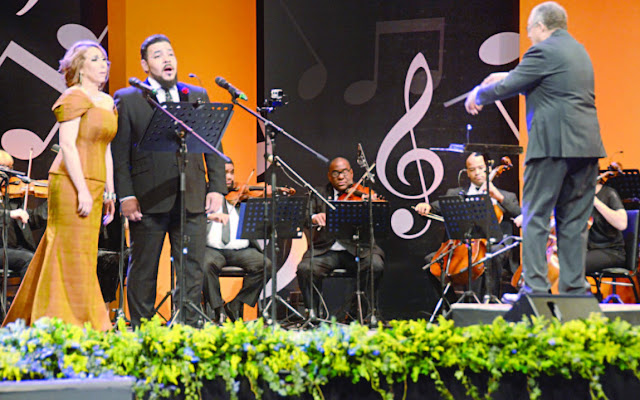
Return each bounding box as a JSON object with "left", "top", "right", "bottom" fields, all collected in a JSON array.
[
  {"left": 296, "top": 157, "right": 384, "bottom": 320},
  {"left": 415, "top": 152, "right": 521, "bottom": 299}
]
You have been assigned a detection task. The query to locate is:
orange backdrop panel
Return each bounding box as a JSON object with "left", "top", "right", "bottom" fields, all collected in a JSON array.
[
  {"left": 107, "top": 0, "right": 257, "bottom": 319},
  {"left": 519, "top": 1, "right": 640, "bottom": 172}
]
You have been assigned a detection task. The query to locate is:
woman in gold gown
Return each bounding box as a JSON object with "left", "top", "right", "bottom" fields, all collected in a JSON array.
[{"left": 3, "top": 41, "right": 117, "bottom": 331}]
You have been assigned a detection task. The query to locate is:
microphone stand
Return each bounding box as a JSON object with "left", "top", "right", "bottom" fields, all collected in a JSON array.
[
  {"left": 0, "top": 171, "right": 10, "bottom": 317},
  {"left": 225, "top": 93, "right": 329, "bottom": 325},
  {"left": 141, "top": 93, "right": 229, "bottom": 326}
]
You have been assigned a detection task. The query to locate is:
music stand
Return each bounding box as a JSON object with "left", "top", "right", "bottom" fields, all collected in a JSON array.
[
  {"left": 603, "top": 169, "right": 640, "bottom": 205},
  {"left": 237, "top": 197, "right": 307, "bottom": 320},
  {"left": 141, "top": 100, "right": 232, "bottom": 325},
  {"left": 326, "top": 200, "right": 390, "bottom": 323},
  {"left": 439, "top": 195, "right": 502, "bottom": 303}
]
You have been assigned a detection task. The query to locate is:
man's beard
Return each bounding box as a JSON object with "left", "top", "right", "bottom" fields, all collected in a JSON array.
[{"left": 151, "top": 73, "right": 178, "bottom": 88}]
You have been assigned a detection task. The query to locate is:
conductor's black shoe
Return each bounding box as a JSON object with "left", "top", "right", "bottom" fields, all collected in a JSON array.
[{"left": 224, "top": 299, "right": 244, "bottom": 322}]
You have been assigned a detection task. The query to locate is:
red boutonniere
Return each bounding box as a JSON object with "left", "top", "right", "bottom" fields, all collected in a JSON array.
[{"left": 181, "top": 87, "right": 190, "bottom": 95}]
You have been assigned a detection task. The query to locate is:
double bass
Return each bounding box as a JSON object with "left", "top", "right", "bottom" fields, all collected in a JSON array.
[{"left": 430, "top": 157, "right": 513, "bottom": 285}]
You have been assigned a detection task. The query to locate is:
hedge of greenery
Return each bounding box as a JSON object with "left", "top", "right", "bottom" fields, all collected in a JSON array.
[{"left": 0, "top": 314, "right": 639, "bottom": 399}]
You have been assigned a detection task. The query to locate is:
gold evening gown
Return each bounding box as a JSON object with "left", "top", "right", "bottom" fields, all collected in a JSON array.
[{"left": 3, "top": 88, "right": 116, "bottom": 331}]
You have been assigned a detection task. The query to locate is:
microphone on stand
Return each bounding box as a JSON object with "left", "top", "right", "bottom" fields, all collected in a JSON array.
[
  {"left": 214, "top": 76, "right": 248, "bottom": 101},
  {"left": 128, "top": 77, "right": 158, "bottom": 96},
  {"left": 188, "top": 73, "right": 204, "bottom": 88},
  {"left": 356, "top": 143, "right": 375, "bottom": 183}
]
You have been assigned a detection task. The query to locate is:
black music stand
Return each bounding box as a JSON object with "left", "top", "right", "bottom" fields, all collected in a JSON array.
[
  {"left": 439, "top": 195, "right": 502, "bottom": 304},
  {"left": 326, "top": 200, "right": 390, "bottom": 323},
  {"left": 237, "top": 197, "right": 307, "bottom": 320},
  {"left": 141, "top": 101, "right": 232, "bottom": 326},
  {"left": 603, "top": 170, "right": 640, "bottom": 206}
]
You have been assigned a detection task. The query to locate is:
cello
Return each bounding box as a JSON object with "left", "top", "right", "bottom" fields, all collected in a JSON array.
[{"left": 430, "top": 157, "right": 513, "bottom": 285}]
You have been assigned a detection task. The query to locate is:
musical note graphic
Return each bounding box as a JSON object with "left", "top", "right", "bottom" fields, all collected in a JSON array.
[
  {"left": 443, "top": 31, "right": 521, "bottom": 140},
  {"left": 16, "top": 0, "right": 40, "bottom": 16},
  {"left": 0, "top": 24, "right": 108, "bottom": 160},
  {"left": 344, "top": 18, "right": 445, "bottom": 106},
  {"left": 279, "top": 0, "right": 327, "bottom": 100},
  {"left": 376, "top": 53, "right": 444, "bottom": 239}
]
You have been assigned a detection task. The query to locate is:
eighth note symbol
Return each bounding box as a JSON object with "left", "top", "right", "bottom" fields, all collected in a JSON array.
[{"left": 345, "top": 18, "right": 444, "bottom": 106}]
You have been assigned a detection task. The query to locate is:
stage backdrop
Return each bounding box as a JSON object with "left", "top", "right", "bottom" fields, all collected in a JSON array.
[{"left": 262, "top": 0, "right": 521, "bottom": 318}]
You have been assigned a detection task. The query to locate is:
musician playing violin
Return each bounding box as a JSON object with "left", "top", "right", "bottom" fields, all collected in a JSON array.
[
  {"left": 415, "top": 153, "right": 521, "bottom": 299},
  {"left": 202, "top": 159, "right": 273, "bottom": 322},
  {"left": 296, "top": 157, "right": 384, "bottom": 320},
  {"left": 585, "top": 181, "right": 627, "bottom": 275},
  {"left": 0, "top": 150, "right": 48, "bottom": 279}
]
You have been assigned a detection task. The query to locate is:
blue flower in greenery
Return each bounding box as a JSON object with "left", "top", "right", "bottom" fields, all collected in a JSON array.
[
  {"left": 316, "top": 345, "right": 325, "bottom": 354},
  {"left": 232, "top": 380, "right": 240, "bottom": 393},
  {"left": 348, "top": 347, "right": 357, "bottom": 356},
  {"left": 548, "top": 339, "right": 556, "bottom": 346},
  {"left": 511, "top": 349, "right": 517, "bottom": 354},
  {"left": 183, "top": 346, "right": 200, "bottom": 363},
  {"left": 372, "top": 349, "right": 380, "bottom": 356}
]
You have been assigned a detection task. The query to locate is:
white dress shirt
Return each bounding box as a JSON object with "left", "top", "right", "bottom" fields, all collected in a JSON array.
[{"left": 206, "top": 200, "right": 250, "bottom": 250}]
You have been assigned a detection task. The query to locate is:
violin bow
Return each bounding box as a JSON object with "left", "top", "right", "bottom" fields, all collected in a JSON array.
[
  {"left": 343, "top": 162, "right": 376, "bottom": 201},
  {"left": 21, "top": 148, "right": 33, "bottom": 228}
]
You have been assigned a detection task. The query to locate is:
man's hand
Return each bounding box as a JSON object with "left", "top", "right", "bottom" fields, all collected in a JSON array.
[
  {"left": 206, "top": 192, "right": 223, "bottom": 214},
  {"left": 414, "top": 202, "right": 432, "bottom": 216},
  {"left": 121, "top": 198, "right": 142, "bottom": 222},
  {"left": 103, "top": 199, "right": 115, "bottom": 225},
  {"left": 481, "top": 72, "right": 508, "bottom": 86},
  {"left": 311, "top": 213, "right": 326, "bottom": 227},
  {"left": 9, "top": 209, "right": 29, "bottom": 225},
  {"left": 465, "top": 86, "right": 484, "bottom": 115},
  {"left": 513, "top": 214, "right": 523, "bottom": 228},
  {"left": 207, "top": 212, "right": 229, "bottom": 225}
]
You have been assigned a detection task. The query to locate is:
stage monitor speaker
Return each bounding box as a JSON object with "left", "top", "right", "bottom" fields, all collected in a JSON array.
[{"left": 503, "top": 294, "right": 602, "bottom": 323}]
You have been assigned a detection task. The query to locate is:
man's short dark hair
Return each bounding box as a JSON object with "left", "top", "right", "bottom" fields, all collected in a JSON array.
[{"left": 140, "top": 34, "right": 171, "bottom": 61}]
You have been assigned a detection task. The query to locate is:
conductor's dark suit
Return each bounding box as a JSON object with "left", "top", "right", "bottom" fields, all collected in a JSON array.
[
  {"left": 112, "top": 81, "right": 226, "bottom": 326},
  {"left": 476, "top": 29, "right": 606, "bottom": 293}
]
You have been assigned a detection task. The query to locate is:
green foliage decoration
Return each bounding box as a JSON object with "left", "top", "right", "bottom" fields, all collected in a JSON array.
[{"left": 0, "top": 313, "right": 639, "bottom": 399}]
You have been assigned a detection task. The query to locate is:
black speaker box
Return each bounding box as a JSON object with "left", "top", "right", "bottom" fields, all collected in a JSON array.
[{"left": 503, "top": 293, "right": 602, "bottom": 322}]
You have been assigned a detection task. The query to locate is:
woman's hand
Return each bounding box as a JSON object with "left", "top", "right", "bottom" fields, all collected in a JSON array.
[
  {"left": 77, "top": 188, "right": 93, "bottom": 217},
  {"left": 103, "top": 199, "right": 115, "bottom": 225}
]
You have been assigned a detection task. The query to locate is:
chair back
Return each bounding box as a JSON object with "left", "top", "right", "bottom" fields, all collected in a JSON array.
[{"left": 623, "top": 209, "right": 640, "bottom": 272}]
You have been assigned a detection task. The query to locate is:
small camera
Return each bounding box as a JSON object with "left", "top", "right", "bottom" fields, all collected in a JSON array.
[{"left": 270, "top": 89, "right": 284, "bottom": 100}]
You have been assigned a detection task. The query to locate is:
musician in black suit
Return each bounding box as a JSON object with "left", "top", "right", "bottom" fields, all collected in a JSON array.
[
  {"left": 465, "top": 2, "right": 606, "bottom": 295},
  {"left": 0, "top": 150, "right": 48, "bottom": 279},
  {"left": 111, "top": 34, "right": 226, "bottom": 327},
  {"left": 202, "top": 160, "right": 271, "bottom": 322},
  {"left": 416, "top": 153, "right": 521, "bottom": 298},
  {"left": 296, "top": 157, "right": 384, "bottom": 318}
]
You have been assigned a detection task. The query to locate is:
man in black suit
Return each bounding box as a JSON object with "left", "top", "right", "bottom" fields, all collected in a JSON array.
[
  {"left": 296, "top": 157, "right": 384, "bottom": 319},
  {"left": 465, "top": 2, "right": 606, "bottom": 296},
  {"left": 202, "top": 160, "right": 271, "bottom": 322},
  {"left": 0, "top": 150, "right": 48, "bottom": 279},
  {"left": 111, "top": 34, "right": 226, "bottom": 327},
  {"left": 416, "top": 153, "right": 521, "bottom": 298}
]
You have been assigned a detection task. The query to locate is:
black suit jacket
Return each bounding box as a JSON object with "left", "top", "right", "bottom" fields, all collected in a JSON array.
[
  {"left": 477, "top": 29, "right": 606, "bottom": 163},
  {"left": 0, "top": 199, "right": 48, "bottom": 251},
  {"left": 112, "top": 82, "right": 226, "bottom": 214},
  {"left": 304, "top": 184, "right": 384, "bottom": 259}
]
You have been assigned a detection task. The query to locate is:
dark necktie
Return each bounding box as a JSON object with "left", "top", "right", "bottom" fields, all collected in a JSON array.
[
  {"left": 221, "top": 200, "right": 230, "bottom": 245},
  {"left": 164, "top": 87, "right": 174, "bottom": 103}
]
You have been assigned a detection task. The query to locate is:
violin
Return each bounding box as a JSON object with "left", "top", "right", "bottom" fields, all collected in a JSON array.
[
  {"left": 337, "top": 183, "right": 384, "bottom": 201},
  {"left": 5, "top": 177, "right": 48, "bottom": 199},
  {"left": 225, "top": 182, "right": 296, "bottom": 206}
]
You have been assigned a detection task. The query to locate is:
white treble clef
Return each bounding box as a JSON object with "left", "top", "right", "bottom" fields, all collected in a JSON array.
[{"left": 376, "top": 52, "right": 444, "bottom": 239}]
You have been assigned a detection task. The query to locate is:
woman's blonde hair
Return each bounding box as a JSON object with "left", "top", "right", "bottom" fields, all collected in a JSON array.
[{"left": 58, "top": 40, "right": 109, "bottom": 89}]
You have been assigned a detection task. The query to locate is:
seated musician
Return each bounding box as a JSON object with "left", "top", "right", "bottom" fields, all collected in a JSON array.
[
  {"left": 0, "top": 150, "right": 48, "bottom": 279},
  {"left": 296, "top": 157, "right": 384, "bottom": 319},
  {"left": 202, "top": 159, "right": 272, "bottom": 322},
  {"left": 586, "top": 181, "right": 627, "bottom": 274},
  {"left": 415, "top": 152, "right": 521, "bottom": 299}
]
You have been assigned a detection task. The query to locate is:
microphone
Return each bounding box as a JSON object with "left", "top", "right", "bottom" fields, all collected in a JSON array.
[
  {"left": 51, "top": 144, "right": 60, "bottom": 153},
  {"left": 129, "top": 77, "right": 158, "bottom": 96},
  {"left": 357, "top": 143, "right": 366, "bottom": 168},
  {"left": 215, "top": 76, "right": 248, "bottom": 101},
  {"left": 188, "top": 73, "right": 204, "bottom": 88}
]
